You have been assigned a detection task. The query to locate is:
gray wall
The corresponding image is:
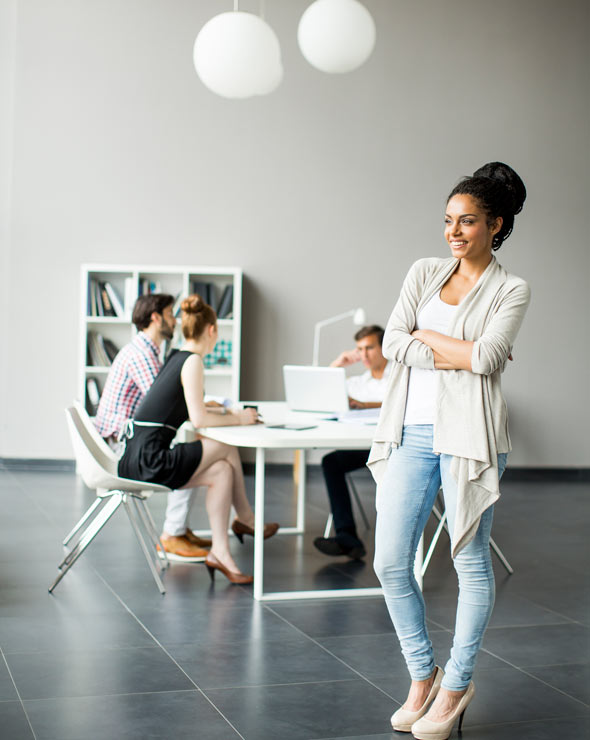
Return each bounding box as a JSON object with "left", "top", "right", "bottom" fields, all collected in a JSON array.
[{"left": 1, "top": 0, "right": 588, "bottom": 466}]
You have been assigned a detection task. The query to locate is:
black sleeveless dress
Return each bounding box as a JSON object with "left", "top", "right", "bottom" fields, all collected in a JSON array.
[{"left": 118, "top": 350, "right": 203, "bottom": 489}]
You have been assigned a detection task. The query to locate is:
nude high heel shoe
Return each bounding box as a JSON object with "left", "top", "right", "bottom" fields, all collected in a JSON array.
[
  {"left": 231, "top": 519, "right": 279, "bottom": 544},
  {"left": 390, "top": 666, "right": 444, "bottom": 732},
  {"left": 411, "top": 681, "right": 475, "bottom": 740},
  {"left": 204, "top": 554, "right": 253, "bottom": 585}
]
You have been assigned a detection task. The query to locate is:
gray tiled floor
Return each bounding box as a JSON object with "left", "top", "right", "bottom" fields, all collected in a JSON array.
[{"left": 0, "top": 466, "right": 588, "bottom": 739}]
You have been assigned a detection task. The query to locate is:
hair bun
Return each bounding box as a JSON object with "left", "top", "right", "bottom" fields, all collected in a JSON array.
[
  {"left": 181, "top": 294, "right": 204, "bottom": 315},
  {"left": 472, "top": 161, "right": 526, "bottom": 215}
]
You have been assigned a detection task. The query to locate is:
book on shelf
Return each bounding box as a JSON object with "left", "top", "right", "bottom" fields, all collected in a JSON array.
[
  {"left": 95, "top": 282, "right": 105, "bottom": 316},
  {"left": 87, "top": 331, "right": 119, "bottom": 367},
  {"left": 88, "top": 279, "right": 99, "bottom": 316},
  {"left": 99, "top": 283, "right": 117, "bottom": 317},
  {"left": 87, "top": 275, "right": 93, "bottom": 315},
  {"left": 124, "top": 277, "right": 135, "bottom": 319},
  {"left": 217, "top": 284, "right": 233, "bottom": 319},
  {"left": 101, "top": 336, "right": 120, "bottom": 363},
  {"left": 86, "top": 377, "right": 101, "bottom": 415},
  {"left": 172, "top": 293, "right": 184, "bottom": 317},
  {"left": 87, "top": 279, "right": 117, "bottom": 317},
  {"left": 139, "top": 278, "right": 162, "bottom": 296},
  {"left": 103, "top": 282, "right": 124, "bottom": 317}
]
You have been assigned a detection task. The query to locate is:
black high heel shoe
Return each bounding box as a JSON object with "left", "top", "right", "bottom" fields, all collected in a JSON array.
[{"left": 231, "top": 519, "right": 279, "bottom": 544}]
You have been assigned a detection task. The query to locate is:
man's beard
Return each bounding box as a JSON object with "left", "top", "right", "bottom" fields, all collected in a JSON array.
[{"left": 161, "top": 324, "right": 174, "bottom": 341}]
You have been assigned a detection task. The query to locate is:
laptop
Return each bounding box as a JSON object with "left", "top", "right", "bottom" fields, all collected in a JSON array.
[{"left": 283, "top": 365, "right": 350, "bottom": 413}]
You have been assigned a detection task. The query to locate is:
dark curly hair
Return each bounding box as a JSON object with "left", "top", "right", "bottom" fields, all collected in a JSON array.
[{"left": 447, "top": 162, "right": 526, "bottom": 250}]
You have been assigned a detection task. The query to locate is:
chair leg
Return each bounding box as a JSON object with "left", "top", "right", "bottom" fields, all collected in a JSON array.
[
  {"left": 131, "top": 495, "right": 169, "bottom": 571},
  {"left": 62, "top": 497, "right": 106, "bottom": 547},
  {"left": 425, "top": 499, "right": 514, "bottom": 576},
  {"left": 50, "top": 495, "right": 123, "bottom": 592},
  {"left": 123, "top": 495, "right": 166, "bottom": 594},
  {"left": 430, "top": 504, "right": 450, "bottom": 536},
  {"left": 323, "top": 513, "right": 334, "bottom": 538},
  {"left": 58, "top": 495, "right": 122, "bottom": 570},
  {"left": 421, "top": 511, "right": 447, "bottom": 577},
  {"left": 139, "top": 495, "right": 161, "bottom": 542},
  {"left": 490, "top": 536, "right": 514, "bottom": 574}
]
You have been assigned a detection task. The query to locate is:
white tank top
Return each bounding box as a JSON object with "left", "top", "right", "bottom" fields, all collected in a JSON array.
[{"left": 403, "top": 291, "right": 459, "bottom": 425}]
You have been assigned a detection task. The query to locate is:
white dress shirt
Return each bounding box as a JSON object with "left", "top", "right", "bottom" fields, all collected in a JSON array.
[{"left": 346, "top": 361, "right": 391, "bottom": 403}]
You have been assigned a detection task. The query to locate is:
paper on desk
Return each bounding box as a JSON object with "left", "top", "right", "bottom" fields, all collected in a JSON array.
[
  {"left": 337, "top": 408, "right": 380, "bottom": 424},
  {"left": 205, "top": 395, "right": 232, "bottom": 408}
]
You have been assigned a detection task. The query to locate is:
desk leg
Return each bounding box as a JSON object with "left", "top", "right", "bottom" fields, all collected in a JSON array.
[
  {"left": 296, "top": 448, "right": 306, "bottom": 533},
  {"left": 414, "top": 534, "right": 424, "bottom": 590},
  {"left": 253, "top": 446, "right": 266, "bottom": 601}
]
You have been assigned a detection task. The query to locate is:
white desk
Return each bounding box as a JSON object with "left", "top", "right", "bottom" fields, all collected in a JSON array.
[{"left": 199, "top": 402, "right": 384, "bottom": 601}]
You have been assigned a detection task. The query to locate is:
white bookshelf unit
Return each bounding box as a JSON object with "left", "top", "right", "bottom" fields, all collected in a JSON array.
[{"left": 80, "top": 264, "right": 243, "bottom": 415}]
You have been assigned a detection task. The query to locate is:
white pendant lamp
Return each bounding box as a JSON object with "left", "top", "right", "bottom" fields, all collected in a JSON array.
[
  {"left": 194, "top": 6, "right": 283, "bottom": 99},
  {"left": 298, "top": 0, "right": 376, "bottom": 74}
]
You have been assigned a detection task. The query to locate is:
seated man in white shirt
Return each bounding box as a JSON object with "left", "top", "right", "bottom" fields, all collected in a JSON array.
[{"left": 314, "top": 325, "right": 389, "bottom": 560}]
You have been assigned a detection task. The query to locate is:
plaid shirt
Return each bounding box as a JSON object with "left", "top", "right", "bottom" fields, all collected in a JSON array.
[{"left": 94, "top": 332, "right": 162, "bottom": 438}]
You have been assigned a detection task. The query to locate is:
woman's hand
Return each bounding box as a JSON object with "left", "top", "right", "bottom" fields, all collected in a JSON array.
[
  {"left": 236, "top": 408, "right": 259, "bottom": 426},
  {"left": 412, "top": 329, "right": 474, "bottom": 371}
]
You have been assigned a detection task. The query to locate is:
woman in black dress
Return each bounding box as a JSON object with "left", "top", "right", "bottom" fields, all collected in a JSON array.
[{"left": 118, "top": 294, "right": 278, "bottom": 584}]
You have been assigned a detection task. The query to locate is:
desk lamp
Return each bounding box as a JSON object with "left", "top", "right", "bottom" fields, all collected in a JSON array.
[{"left": 312, "top": 307, "right": 366, "bottom": 366}]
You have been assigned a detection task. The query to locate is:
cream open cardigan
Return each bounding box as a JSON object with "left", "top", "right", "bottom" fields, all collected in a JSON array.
[{"left": 367, "top": 255, "right": 531, "bottom": 557}]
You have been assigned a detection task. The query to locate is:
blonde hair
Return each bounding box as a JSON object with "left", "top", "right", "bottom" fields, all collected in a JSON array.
[{"left": 181, "top": 294, "right": 217, "bottom": 340}]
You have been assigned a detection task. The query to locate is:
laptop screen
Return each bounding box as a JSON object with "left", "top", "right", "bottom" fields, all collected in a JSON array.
[{"left": 283, "top": 365, "right": 349, "bottom": 413}]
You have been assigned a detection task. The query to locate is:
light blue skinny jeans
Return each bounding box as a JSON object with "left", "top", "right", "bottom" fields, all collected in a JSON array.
[{"left": 373, "top": 425, "right": 507, "bottom": 692}]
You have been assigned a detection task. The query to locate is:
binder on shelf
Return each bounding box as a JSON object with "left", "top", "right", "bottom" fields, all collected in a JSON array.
[
  {"left": 190, "top": 281, "right": 216, "bottom": 310},
  {"left": 218, "top": 285, "right": 233, "bottom": 319}
]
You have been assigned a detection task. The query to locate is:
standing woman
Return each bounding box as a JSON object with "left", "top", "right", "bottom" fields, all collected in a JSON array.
[
  {"left": 119, "top": 294, "right": 279, "bottom": 585},
  {"left": 370, "top": 162, "right": 530, "bottom": 739}
]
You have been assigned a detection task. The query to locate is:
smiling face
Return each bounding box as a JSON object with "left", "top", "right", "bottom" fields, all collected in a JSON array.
[{"left": 444, "top": 194, "right": 502, "bottom": 262}]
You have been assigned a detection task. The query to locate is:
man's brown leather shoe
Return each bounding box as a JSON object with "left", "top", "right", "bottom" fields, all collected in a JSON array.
[
  {"left": 184, "top": 529, "right": 212, "bottom": 548},
  {"left": 157, "top": 535, "right": 209, "bottom": 562}
]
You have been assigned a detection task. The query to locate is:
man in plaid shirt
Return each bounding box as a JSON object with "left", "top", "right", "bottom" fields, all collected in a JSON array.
[{"left": 94, "top": 294, "right": 211, "bottom": 561}]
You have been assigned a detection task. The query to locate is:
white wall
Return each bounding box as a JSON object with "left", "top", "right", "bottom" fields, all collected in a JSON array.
[{"left": 1, "top": 0, "right": 589, "bottom": 466}]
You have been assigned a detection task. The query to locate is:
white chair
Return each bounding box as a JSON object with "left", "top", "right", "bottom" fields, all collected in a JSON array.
[
  {"left": 421, "top": 491, "right": 513, "bottom": 577},
  {"left": 49, "top": 404, "right": 172, "bottom": 595},
  {"left": 323, "top": 475, "right": 513, "bottom": 577}
]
